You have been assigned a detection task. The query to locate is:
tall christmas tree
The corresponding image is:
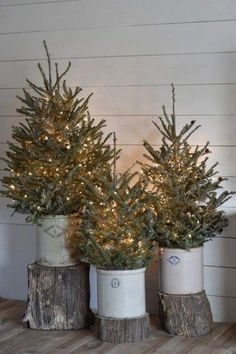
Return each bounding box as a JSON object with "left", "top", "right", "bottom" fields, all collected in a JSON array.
[
  {"left": 1, "top": 41, "right": 114, "bottom": 223},
  {"left": 141, "top": 85, "right": 233, "bottom": 249},
  {"left": 75, "top": 135, "right": 156, "bottom": 270}
]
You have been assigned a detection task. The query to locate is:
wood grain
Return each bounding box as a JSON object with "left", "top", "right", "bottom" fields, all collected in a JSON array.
[
  {"left": 0, "top": 299, "right": 236, "bottom": 354},
  {"left": 158, "top": 290, "right": 213, "bottom": 336},
  {"left": 96, "top": 314, "right": 150, "bottom": 343},
  {"left": 23, "top": 263, "right": 94, "bottom": 330}
]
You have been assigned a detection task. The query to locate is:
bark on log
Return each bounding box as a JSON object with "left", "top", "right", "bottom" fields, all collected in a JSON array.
[
  {"left": 96, "top": 314, "right": 150, "bottom": 343},
  {"left": 22, "top": 263, "right": 94, "bottom": 330},
  {"left": 158, "top": 290, "right": 213, "bottom": 336}
]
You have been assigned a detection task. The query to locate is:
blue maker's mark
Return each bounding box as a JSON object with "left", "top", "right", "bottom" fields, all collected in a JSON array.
[
  {"left": 111, "top": 278, "right": 120, "bottom": 288},
  {"left": 167, "top": 255, "right": 181, "bottom": 266}
]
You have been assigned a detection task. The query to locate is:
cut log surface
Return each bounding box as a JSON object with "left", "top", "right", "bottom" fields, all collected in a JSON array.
[
  {"left": 23, "top": 263, "right": 94, "bottom": 330},
  {"left": 96, "top": 313, "right": 150, "bottom": 343},
  {"left": 158, "top": 290, "right": 213, "bottom": 337}
]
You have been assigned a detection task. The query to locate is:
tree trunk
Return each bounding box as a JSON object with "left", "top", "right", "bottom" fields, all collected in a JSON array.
[
  {"left": 22, "top": 263, "right": 94, "bottom": 330},
  {"left": 158, "top": 290, "right": 213, "bottom": 336},
  {"left": 96, "top": 314, "right": 150, "bottom": 343}
]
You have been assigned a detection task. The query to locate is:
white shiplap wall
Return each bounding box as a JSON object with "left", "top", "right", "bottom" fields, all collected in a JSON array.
[{"left": 0, "top": 0, "right": 236, "bottom": 322}]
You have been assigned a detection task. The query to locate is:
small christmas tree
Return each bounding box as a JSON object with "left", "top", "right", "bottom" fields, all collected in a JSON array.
[
  {"left": 141, "top": 85, "right": 233, "bottom": 249},
  {"left": 76, "top": 135, "right": 156, "bottom": 270},
  {"left": 1, "top": 41, "right": 114, "bottom": 223}
]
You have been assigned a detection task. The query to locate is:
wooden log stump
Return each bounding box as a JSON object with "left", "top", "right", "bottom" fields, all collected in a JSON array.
[
  {"left": 96, "top": 314, "right": 150, "bottom": 343},
  {"left": 23, "top": 263, "right": 94, "bottom": 330},
  {"left": 158, "top": 290, "right": 213, "bottom": 336}
]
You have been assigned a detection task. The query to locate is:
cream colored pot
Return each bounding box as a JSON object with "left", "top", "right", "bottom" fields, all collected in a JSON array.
[
  {"left": 97, "top": 267, "right": 146, "bottom": 318},
  {"left": 36, "top": 215, "right": 78, "bottom": 267},
  {"left": 159, "top": 246, "right": 203, "bottom": 294}
]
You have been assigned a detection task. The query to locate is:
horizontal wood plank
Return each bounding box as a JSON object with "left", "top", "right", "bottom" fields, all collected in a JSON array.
[
  {"left": 204, "top": 238, "right": 236, "bottom": 268},
  {"left": 208, "top": 295, "right": 236, "bottom": 322},
  {"left": 0, "top": 248, "right": 36, "bottom": 300},
  {"left": 204, "top": 267, "right": 236, "bottom": 298},
  {"left": 2, "top": 22, "right": 236, "bottom": 62},
  {"left": 0, "top": 223, "right": 36, "bottom": 251},
  {"left": 2, "top": 54, "right": 236, "bottom": 93},
  {"left": 1, "top": 86, "right": 236, "bottom": 117},
  {"left": 1, "top": 114, "right": 236, "bottom": 146},
  {"left": 1, "top": 0, "right": 236, "bottom": 34}
]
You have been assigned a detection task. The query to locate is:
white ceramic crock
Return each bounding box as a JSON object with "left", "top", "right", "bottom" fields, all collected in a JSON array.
[
  {"left": 97, "top": 267, "right": 146, "bottom": 318},
  {"left": 90, "top": 265, "right": 97, "bottom": 313},
  {"left": 36, "top": 215, "right": 78, "bottom": 267},
  {"left": 159, "top": 246, "right": 203, "bottom": 294}
]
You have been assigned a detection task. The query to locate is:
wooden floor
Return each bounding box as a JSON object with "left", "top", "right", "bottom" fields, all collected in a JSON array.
[{"left": 1, "top": 299, "right": 236, "bottom": 354}]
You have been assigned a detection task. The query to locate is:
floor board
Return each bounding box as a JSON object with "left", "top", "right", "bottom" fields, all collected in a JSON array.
[{"left": 0, "top": 298, "right": 236, "bottom": 354}]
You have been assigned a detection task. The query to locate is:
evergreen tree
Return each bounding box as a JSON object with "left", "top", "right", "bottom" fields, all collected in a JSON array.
[
  {"left": 76, "top": 135, "right": 156, "bottom": 270},
  {"left": 141, "top": 85, "right": 233, "bottom": 249},
  {"left": 1, "top": 41, "right": 114, "bottom": 223}
]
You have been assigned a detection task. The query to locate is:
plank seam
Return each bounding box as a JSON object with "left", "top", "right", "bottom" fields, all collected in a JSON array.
[
  {"left": 2, "top": 83, "right": 236, "bottom": 90},
  {"left": 2, "top": 50, "right": 236, "bottom": 63}
]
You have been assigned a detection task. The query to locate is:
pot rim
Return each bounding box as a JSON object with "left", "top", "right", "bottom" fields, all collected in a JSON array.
[
  {"left": 160, "top": 246, "right": 203, "bottom": 252},
  {"left": 97, "top": 267, "right": 146, "bottom": 275}
]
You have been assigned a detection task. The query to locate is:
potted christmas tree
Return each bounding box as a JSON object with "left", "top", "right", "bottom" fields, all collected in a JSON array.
[
  {"left": 76, "top": 135, "right": 156, "bottom": 342},
  {"left": 1, "top": 41, "right": 114, "bottom": 267},
  {"left": 140, "top": 85, "right": 233, "bottom": 336}
]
